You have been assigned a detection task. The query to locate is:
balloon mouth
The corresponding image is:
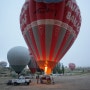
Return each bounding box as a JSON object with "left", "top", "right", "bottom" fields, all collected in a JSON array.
[{"left": 37, "top": 61, "right": 57, "bottom": 75}]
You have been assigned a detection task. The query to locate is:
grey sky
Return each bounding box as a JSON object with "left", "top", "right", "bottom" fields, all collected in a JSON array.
[{"left": 0, "top": 0, "right": 90, "bottom": 67}]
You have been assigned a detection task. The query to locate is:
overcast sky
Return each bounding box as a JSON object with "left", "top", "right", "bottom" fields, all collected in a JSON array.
[{"left": 0, "top": 0, "right": 90, "bottom": 67}]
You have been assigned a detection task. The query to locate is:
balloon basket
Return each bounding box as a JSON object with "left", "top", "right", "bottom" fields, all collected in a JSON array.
[{"left": 40, "top": 75, "right": 55, "bottom": 85}]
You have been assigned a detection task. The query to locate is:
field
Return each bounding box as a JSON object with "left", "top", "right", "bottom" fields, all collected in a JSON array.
[{"left": 0, "top": 73, "right": 90, "bottom": 90}]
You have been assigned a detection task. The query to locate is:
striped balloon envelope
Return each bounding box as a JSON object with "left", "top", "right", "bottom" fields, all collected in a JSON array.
[{"left": 20, "top": 0, "right": 81, "bottom": 74}]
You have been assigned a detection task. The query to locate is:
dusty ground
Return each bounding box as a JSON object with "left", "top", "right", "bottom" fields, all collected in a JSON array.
[{"left": 0, "top": 73, "right": 90, "bottom": 90}]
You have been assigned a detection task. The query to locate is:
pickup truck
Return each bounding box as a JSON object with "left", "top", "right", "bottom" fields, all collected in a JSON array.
[{"left": 7, "top": 76, "right": 31, "bottom": 85}]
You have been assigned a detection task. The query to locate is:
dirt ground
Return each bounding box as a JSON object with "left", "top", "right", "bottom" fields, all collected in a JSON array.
[{"left": 0, "top": 73, "right": 90, "bottom": 90}]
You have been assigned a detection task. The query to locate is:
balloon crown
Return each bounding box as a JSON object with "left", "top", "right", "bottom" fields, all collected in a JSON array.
[{"left": 34, "top": 0, "right": 63, "bottom": 3}]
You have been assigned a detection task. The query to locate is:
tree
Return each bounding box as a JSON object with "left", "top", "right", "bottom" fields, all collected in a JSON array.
[{"left": 53, "top": 62, "right": 62, "bottom": 74}]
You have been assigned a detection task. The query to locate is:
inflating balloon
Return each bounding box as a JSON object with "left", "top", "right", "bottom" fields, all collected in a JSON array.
[
  {"left": 20, "top": 0, "right": 81, "bottom": 74},
  {"left": 7, "top": 46, "right": 30, "bottom": 74},
  {"left": 28, "top": 53, "right": 40, "bottom": 74},
  {"left": 69, "top": 63, "right": 76, "bottom": 71}
]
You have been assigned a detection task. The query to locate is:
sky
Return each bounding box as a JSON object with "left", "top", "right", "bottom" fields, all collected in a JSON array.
[{"left": 0, "top": 0, "right": 90, "bottom": 67}]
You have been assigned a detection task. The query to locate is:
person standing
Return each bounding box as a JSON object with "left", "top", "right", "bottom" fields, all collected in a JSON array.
[{"left": 36, "top": 75, "right": 39, "bottom": 84}]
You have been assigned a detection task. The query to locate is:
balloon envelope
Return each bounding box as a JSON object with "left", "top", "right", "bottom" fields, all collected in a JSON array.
[
  {"left": 28, "top": 53, "right": 40, "bottom": 74},
  {"left": 69, "top": 63, "right": 76, "bottom": 71},
  {"left": 7, "top": 46, "right": 30, "bottom": 74},
  {"left": 20, "top": 0, "right": 81, "bottom": 74},
  {"left": 0, "top": 61, "right": 7, "bottom": 67}
]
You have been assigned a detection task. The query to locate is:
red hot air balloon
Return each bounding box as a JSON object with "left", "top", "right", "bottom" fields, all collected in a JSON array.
[
  {"left": 69, "top": 63, "right": 76, "bottom": 71},
  {"left": 20, "top": 0, "right": 81, "bottom": 74}
]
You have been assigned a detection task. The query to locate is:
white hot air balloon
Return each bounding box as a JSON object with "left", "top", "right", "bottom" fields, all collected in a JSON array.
[{"left": 7, "top": 46, "right": 30, "bottom": 74}]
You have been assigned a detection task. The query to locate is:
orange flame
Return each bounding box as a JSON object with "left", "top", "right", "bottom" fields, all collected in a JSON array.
[
  {"left": 45, "top": 66, "right": 48, "bottom": 74},
  {"left": 44, "top": 66, "right": 51, "bottom": 75}
]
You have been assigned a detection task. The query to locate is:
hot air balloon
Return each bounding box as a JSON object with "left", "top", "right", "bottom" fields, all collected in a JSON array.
[
  {"left": 0, "top": 61, "right": 7, "bottom": 68},
  {"left": 20, "top": 0, "right": 81, "bottom": 74},
  {"left": 7, "top": 46, "right": 30, "bottom": 75},
  {"left": 28, "top": 53, "right": 40, "bottom": 74},
  {"left": 69, "top": 63, "right": 76, "bottom": 71}
]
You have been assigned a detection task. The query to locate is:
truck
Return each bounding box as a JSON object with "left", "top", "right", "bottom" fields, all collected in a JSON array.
[{"left": 7, "top": 76, "right": 31, "bottom": 85}]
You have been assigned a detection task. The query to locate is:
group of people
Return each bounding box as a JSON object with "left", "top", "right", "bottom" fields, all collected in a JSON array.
[{"left": 36, "top": 75, "right": 54, "bottom": 84}]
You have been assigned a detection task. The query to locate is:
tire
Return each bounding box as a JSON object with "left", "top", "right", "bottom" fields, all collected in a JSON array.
[
  {"left": 47, "top": 80, "right": 51, "bottom": 84},
  {"left": 27, "top": 82, "right": 29, "bottom": 85},
  {"left": 14, "top": 82, "right": 17, "bottom": 86}
]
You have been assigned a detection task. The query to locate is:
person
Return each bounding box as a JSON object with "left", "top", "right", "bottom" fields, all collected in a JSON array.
[
  {"left": 36, "top": 75, "right": 39, "bottom": 84},
  {"left": 52, "top": 76, "right": 55, "bottom": 84}
]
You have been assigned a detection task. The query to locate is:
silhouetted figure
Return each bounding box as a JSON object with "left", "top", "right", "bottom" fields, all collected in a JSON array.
[{"left": 36, "top": 75, "right": 39, "bottom": 84}]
